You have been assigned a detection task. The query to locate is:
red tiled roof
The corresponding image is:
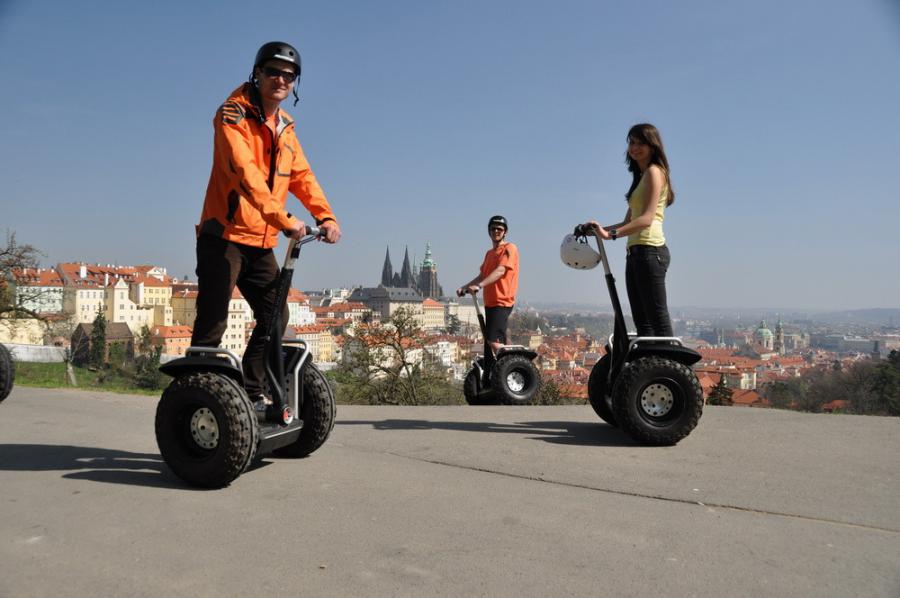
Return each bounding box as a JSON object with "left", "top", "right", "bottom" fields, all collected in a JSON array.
[
  {"left": 131, "top": 274, "right": 169, "bottom": 288},
  {"left": 731, "top": 389, "right": 769, "bottom": 407},
  {"left": 287, "top": 288, "right": 309, "bottom": 302},
  {"left": 10, "top": 268, "right": 64, "bottom": 286},
  {"left": 151, "top": 325, "right": 193, "bottom": 339}
]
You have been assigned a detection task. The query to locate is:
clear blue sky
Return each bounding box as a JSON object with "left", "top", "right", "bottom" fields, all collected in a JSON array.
[{"left": 2, "top": 0, "right": 899, "bottom": 311}]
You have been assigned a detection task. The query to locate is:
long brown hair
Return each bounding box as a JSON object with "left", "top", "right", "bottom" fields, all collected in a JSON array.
[{"left": 625, "top": 123, "right": 675, "bottom": 206}]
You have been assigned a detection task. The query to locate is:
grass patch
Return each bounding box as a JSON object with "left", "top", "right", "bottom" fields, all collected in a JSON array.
[{"left": 14, "top": 361, "right": 168, "bottom": 396}]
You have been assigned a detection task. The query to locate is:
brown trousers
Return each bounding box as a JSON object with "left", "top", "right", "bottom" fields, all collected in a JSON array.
[{"left": 191, "top": 235, "right": 289, "bottom": 397}]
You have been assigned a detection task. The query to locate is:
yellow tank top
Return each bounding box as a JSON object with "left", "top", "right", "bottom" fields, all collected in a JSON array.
[{"left": 626, "top": 171, "right": 668, "bottom": 248}]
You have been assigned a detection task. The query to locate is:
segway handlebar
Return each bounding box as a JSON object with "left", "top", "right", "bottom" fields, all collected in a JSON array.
[
  {"left": 573, "top": 223, "right": 612, "bottom": 276},
  {"left": 282, "top": 225, "right": 322, "bottom": 239}
]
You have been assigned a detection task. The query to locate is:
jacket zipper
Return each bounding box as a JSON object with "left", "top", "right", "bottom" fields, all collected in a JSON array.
[
  {"left": 262, "top": 120, "right": 278, "bottom": 246},
  {"left": 261, "top": 116, "right": 294, "bottom": 247}
]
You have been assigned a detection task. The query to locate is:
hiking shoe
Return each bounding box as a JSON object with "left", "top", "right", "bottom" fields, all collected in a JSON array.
[{"left": 249, "top": 393, "right": 273, "bottom": 412}]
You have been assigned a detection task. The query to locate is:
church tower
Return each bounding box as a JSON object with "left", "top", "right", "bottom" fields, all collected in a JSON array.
[
  {"left": 381, "top": 247, "right": 393, "bottom": 287},
  {"left": 774, "top": 317, "right": 785, "bottom": 355},
  {"left": 417, "top": 242, "right": 444, "bottom": 299},
  {"left": 399, "top": 246, "right": 415, "bottom": 289}
]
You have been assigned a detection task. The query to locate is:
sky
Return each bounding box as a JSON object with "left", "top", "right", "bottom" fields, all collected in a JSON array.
[{"left": 1, "top": 0, "right": 899, "bottom": 311}]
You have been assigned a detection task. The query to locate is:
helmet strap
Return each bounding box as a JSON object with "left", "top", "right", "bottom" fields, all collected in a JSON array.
[{"left": 247, "top": 78, "right": 267, "bottom": 123}]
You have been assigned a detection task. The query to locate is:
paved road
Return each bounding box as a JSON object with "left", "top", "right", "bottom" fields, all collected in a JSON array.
[{"left": 1, "top": 386, "right": 898, "bottom": 597}]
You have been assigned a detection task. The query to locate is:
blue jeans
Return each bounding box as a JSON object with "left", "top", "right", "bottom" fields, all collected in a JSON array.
[{"left": 625, "top": 245, "right": 673, "bottom": 336}]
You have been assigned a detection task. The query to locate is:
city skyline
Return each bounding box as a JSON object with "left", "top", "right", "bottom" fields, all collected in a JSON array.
[{"left": 2, "top": 1, "right": 899, "bottom": 310}]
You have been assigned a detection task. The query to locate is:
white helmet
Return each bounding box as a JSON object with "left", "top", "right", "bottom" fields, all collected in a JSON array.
[{"left": 560, "top": 234, "right": 600, "bottom": 269}]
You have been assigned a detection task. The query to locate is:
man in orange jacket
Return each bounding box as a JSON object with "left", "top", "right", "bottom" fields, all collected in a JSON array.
[{"left": 192, "top": 41, "right": 340, "bottom": 405}]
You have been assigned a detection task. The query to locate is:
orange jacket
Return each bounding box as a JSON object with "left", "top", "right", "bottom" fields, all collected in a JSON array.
[{"left": 197, "top": 84, "right": 337, "bottom": 249}]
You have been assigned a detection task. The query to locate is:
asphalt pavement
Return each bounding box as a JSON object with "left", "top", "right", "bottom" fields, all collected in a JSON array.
[{"left": 1, "top": 386, "right": 898, "bottom": 597}]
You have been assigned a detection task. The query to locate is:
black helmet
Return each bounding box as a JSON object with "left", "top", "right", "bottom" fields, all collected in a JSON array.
[
  {"left": 254, "top": 41, "right": 301, "bottom": 72},
  {"left": 251, "top": 41, "right": 302, "bottom": 106},
  {"left": 488, "top": 215, "right": 508, "bottom": 231}
]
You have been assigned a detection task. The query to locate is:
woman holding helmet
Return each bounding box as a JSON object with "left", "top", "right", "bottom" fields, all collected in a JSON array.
[{"left": 584, "top": 123, "right": 675, "bottom": 337}]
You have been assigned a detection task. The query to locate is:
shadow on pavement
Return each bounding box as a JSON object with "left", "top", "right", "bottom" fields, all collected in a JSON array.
[
  {"left": 337, "top": 419, "right": 642, "bottom": 447},
  {"left": 0, "top": 444, "right": 191, "bottom": 489}
]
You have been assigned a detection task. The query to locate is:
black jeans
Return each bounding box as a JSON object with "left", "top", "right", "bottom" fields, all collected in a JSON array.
[
  {"left": 483, "top": 305, "right": 512, "bottom": 376},
  {"left": 191, "top": 235, "right": 289, "bottom": 397},
  {"left": 625, "top": 244, "right": 673, "bottom": 337}
]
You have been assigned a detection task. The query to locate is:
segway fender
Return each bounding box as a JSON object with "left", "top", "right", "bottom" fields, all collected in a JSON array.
[
  {"left": 626, "top": 343, "right": 701, "bottom": 367},
  {"left": 159, "top": 356, "right": 244, "bottom": 386},
  {"left": 495, "top": 346, "right": 538, "bottom": 361}
]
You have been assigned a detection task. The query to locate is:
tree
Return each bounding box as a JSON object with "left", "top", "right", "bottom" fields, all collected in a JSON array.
[
  {"left": 89, "top": 307, "right": 107, "bottom": 369},
  {"left": 534, "top": 378, "right": 562, "bottom": 405},
  {"left": 0, "top": 232, "right": 49, "bottom": 340},
  {"left": 708, "top": 376, "right": 733, "bottom": 406},
  {"left": 134, "top": 325, "right": 163, "bottom": 390},
  {"left": 508, "top": 311, "right": 547, "bottom": 337},
  {"left": 338, "top": 307, "right": 462, "bottom": 405},
  {"left": 763, "top": 378, "right": 808, "bottom": 410},
  {"left": 446, "top": 314, "right": 461, "bottom": 335},
  {"left": 871, "top": 350, "right": 900, "bottom": 416}
]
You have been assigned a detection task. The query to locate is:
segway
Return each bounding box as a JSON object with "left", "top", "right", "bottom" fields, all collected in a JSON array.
[
  {"left": 461, "top": 290, "right": 541, "bottom": 405},
  {"left": 155, "top": 227, "right": 336, "bottom": 488},
  {"left": 565, "top": 226, "right": 703, "bottom": 445},
  {"left": 0, "top": 343, "right": 14, "bottom": 402}
]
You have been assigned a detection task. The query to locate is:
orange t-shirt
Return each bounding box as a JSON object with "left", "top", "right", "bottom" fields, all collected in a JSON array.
[{"left": 480, "top": 242, "right": 519, "bottom": 307}]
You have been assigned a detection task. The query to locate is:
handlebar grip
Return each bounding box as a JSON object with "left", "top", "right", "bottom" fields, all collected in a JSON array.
[
  {"left": 573, "top": 224, "right": 589, "bottom": 236},
  {"left": 283, "top": 226, "right": 323, "bottom": 238}
]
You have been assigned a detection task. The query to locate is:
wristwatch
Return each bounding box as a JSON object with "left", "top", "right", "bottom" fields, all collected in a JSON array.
[{"left": 609, "top": 227, "right": 618, "bottom": 240}]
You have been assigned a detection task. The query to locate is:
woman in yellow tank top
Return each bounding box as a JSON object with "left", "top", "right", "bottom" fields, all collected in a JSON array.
[{"left": 585, "top": 123, "right": 676, "bottom": 336}]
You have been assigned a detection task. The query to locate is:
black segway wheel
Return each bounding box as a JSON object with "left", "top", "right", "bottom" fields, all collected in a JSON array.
[
  {"left": 587, "top": 355, "right": 617, "bottom": 427},
  {"left": 273, "top": 364, "right": 336, "bottom": 458},
  {"left": 492, "top": 355, "right": 541, "bottom": 405},
  {"left": 463, "top": 368, "right": 481, "bottom": 405},
  {"left": 155, "top": 371, "right": 258, "bottom": 488},
  {"left": 0, "top": 343, "right": 14, "bottom": 402},
  {"left": 463, "top": 368, "right": 496, "bottom": 405},
  {"left": 611, "top": 357, "right": 703, "bottom": 446}
]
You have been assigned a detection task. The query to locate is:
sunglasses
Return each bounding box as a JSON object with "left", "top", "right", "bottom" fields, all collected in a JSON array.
[
  {"left": 262, "top": 66, "right": 298, "bottom": 83},
  {"left": 489, "top": 227, "right": 506, "bottom": 232}
]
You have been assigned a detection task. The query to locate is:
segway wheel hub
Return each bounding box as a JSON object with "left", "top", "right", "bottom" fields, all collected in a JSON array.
[
  {"left": 281, "top": 406, "right": 294, "bottom": 425},
  {"left": 506, "top": 371, "right": 527, "bottom": 393},
  {"left": 190, "top": 407, "right": 219, "bottom": 449},
  {"left": 640, "top": 383, "right": 675, "bottom": 417}
]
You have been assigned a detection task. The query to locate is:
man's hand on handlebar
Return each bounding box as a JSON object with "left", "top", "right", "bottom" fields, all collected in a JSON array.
[
  {"left": 456, "top": 284, "right": 480, "bottom": 297},
  {"left": 284, "top": 220, "right": 308, "bottom": 240},
  {"left": 319, "top": 220, "right": 341, "bottom": 244}
]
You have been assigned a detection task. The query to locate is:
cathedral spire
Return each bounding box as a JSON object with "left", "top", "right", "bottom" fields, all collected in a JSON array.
[
  {"left": 381, "top": 246, "right": 393, "bottom": 287},
  {"left": 400, "top": 246, "right": 414, "bottom": 288}
]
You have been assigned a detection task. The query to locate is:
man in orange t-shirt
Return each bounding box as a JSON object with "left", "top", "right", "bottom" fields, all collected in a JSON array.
[{"left": 456, "top": 215, "right": 519, "bottom": 379}]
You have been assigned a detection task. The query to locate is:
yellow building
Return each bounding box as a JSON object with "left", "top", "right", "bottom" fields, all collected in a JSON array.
[
  {"left": 151, "top": 325, "right": 193, "bottom": 356},
  {"left": 317, "top": 328, "right": 335, "bottom": 363},
  {"left": 171, "top": 289, "right": 198, "bottom": 327},
  {"left": 422, "top": 298, "right": 446, "bottom": 331},
  {"left": 105, "top": 278, "right": 154, "bottom": 334}
]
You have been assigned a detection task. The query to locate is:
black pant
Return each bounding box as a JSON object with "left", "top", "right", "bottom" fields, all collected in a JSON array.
[
  {"left": 191, "top": 235, "right": 289, "bottom": 397},
  {"left": 483, "top": 305, "right": 512, "bottom": 375},
  {"left": 625, "top": 245, "right": 673, "bottom": 337}
]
